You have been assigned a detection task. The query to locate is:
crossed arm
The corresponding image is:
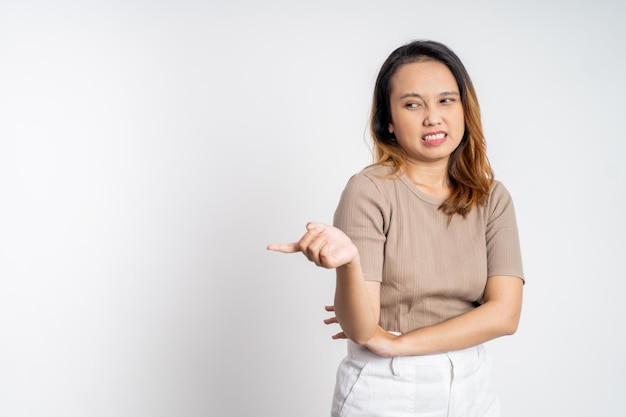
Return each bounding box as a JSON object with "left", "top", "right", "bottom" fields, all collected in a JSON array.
[{"left": 268, "top": 222, "right": 523, "bottom": 357}]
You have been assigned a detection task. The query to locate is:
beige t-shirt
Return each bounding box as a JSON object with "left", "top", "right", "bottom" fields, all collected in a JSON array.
[{"left": 333, "top": 165, "right": 524, "bottom": 333}]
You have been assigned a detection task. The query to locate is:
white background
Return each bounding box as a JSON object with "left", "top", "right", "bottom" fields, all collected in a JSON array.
[{"left": 1, "top": 1, "right": 625, "bottom": 416}]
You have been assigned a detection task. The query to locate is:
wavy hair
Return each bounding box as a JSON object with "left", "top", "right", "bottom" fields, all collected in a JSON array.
[{"left": 370, "top": 40, "right": 493, "bottom": 217}]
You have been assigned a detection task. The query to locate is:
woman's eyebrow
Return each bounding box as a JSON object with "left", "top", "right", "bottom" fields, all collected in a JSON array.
[
  {"left": 399, "top": 91, "right": 460, "bottom": 99},
  {"left": 399, "top": 92, "right": 423, "bottom": 99}
]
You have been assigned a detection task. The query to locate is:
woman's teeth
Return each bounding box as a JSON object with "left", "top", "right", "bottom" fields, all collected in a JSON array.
[{"left": 422, "top": 133, "right": 446, "bottom": 142}]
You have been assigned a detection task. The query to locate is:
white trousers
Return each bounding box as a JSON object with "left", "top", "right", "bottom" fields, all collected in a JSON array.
[{"left": 331, "top": 340, "right": 500, "bottom": 417}]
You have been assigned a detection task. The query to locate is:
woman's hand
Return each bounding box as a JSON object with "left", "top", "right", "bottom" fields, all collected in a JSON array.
[
  {"left": 323, "top": 305, "right": 346, "bottom": 340},
  {"left": 324, "top": 305, "right": 398, "bottom": 357},
  {"left": 267, "top": 222, "right": 358, "bottom": 269}
]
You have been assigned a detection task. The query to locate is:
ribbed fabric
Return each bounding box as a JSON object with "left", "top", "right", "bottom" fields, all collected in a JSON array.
[{"left": 333, "top": 165, "right": 524, "bottom": 334}]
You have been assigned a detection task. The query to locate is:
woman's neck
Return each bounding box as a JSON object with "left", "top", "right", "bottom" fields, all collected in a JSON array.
[{"left": 404, "top": 159, "right": 450, "bottom": 199}]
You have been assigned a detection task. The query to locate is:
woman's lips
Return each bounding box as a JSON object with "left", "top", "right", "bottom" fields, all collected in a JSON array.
[{"left": 422, "top": 131, "right": 447, "bottom": 145}]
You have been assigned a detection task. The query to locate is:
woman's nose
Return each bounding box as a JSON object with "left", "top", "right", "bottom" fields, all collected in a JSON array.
[{"left": 423, "top": 107, "right": 442, "bottom": 126}]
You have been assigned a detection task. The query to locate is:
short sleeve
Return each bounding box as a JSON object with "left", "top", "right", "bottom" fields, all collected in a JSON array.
[
  {"left": 333, "top": 173, "right": 388, "bottom": 282},
  {"left": 485, "top": 182, "right": 525, "bottom": 282}
]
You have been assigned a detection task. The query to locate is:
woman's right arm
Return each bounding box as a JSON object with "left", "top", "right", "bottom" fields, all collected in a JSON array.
[
  {"left": 334, "top": 258, "right": 380, "bottom": 345},
  {"left": 331, "top": 173, "right": 386, "bottom": 344},
  {"left": 267, "top": 222, "right": 380, "bottom": 345}
]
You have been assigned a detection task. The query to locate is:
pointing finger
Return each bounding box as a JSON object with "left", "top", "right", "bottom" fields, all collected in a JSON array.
[{"left": 266, "top": 242, "right": 301, "bottom": 253}]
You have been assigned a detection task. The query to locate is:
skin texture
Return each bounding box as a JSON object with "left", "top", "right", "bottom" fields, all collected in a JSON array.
[{"left": 267, "top": 60, "right": 523, "bottom": 356}]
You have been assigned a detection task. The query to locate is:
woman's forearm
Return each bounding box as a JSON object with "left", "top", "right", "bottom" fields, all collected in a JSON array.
[
  {"left": 333, "top": 254, "right": 379, "bottom": 345},
  {"left": 394, "top": 299, "right": 518, "bottom": 356},
  {"left": 368, "top": 276, "right": 523, "bottom": 357}
]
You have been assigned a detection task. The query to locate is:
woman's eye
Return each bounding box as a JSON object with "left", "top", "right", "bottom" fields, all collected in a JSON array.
[
  {"left": 405, "top": 102, "right": 422, "bottom": 109},
  {"left": 440, "top": 98, "right": 456, "bottom": 104}
]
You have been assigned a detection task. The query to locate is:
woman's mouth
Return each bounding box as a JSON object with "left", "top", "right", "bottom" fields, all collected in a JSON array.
[{"left": 422, "top": 132, "right": 447, "bottom": 145}]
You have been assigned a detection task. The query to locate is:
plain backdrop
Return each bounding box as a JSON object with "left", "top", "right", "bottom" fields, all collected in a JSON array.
[{"left": 1, "top": 1, "right": 625, "bottom": 416}]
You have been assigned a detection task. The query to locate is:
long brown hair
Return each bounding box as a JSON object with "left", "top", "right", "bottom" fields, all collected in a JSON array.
[{"left": 370, "top": 40, "right": 493, "bottom": 217}]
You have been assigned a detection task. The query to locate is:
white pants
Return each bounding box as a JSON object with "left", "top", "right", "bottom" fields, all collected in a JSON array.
[{"left": 331, "top": 340, "right": 500, "bottom": 417}]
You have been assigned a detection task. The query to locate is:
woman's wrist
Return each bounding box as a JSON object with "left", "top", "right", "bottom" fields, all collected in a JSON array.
[{"left": 336, "top": 251, "right": 361, "bottom": 272}]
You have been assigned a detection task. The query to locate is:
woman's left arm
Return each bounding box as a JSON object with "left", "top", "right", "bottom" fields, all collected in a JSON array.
[{"left": 364, "top": 275, "right": 523, "bottom": 357}]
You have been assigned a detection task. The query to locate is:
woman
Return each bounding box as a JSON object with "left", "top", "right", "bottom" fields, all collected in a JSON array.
[{"left": 268, "top": 40, "right": 524, "bottom": 417}]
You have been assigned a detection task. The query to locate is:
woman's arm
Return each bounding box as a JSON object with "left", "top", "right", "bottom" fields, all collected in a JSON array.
[
  {"left": 334, "top": 271, "right": 380, "bottom": 345},
  {"left": 363, "top": 275, "right": 523, "bottom": 357},
  {"left": 268, "top": 222, "right": 380, "bottom": 345}
]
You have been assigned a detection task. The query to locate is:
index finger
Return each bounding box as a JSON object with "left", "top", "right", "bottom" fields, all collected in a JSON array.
[{"left": 266, "top": 242, "right": 302, "bottom": 253}]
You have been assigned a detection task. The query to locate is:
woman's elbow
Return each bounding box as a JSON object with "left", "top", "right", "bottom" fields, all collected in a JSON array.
[
  {"left": 351, "top": 336, "right": 371, "bottom": 346},
  {"left": 346, "top": 327, "right": 377, "bottom": 346},
  {"left": 500, "top": 313, "right": 521, "bottom": 336}
]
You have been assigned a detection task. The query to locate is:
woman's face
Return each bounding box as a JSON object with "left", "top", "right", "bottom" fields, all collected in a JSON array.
[{"left": 388, "top": 60, "right": 465, "bottom": 166}]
